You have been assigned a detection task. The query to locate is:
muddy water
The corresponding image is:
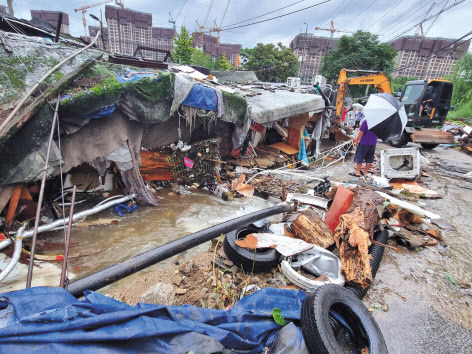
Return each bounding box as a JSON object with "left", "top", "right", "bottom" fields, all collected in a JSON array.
[{"left": 38, "top": 189, "right": 273, "bottom": 289}]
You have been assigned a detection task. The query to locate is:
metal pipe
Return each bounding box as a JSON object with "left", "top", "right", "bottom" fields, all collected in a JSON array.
[
  {"left": 54, "top": 12, "right": 63, "bottom": 43},
  {"left": 0, "top": 226, "right": 25, "bottom": 282},
  {"left": 0, "top": 194, "right": 136, "bottom": 251},
  {"left": 26, "top": 95, "right": 61, "bottom": 288},
  {"left": 68, "top": 204, "right": 293, "bottom": 297},
  {"left": 60, "top": 186, "right": 76, "bottom": 288}
]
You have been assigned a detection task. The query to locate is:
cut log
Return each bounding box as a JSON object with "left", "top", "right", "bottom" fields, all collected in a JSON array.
[
  {"left": 291, "top": 208, "right": 335, "bottom": 248},
  {"left": 335, "top": 188, "right": 385, "bottom": 289},
  {"left": 139, "top": 151, "right": 172, "bottom": 181}
]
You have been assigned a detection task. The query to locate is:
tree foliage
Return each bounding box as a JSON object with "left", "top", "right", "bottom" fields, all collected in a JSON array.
[
  {"left": 320, "top": 31, "right": 398, "bottom": 82},
  {"left": 173, "top": 26, "right": 194, "bottom": 65},
  {"left": 190, "top": 49, "right": 216, "bottom": 69},
  {"left": 240, "top": 43, "right": 298, "bottom": 82},
  {"left": 391, "top": 76, "right": 418, "bottom": 93},
  {"left": 447, "top": 53, "right": 472, "bottom": 118},
  {"left": 217, "top": 53, "right": 232, "bottom": 71}
]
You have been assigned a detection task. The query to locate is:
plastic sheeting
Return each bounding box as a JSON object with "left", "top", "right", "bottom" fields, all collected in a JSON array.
[
  {"left": 0, "top": 287, "right": 306, "bottom": 353},
  {"left": 182, "top": 83, "right": 218, "bottom": 112},
  {"left": 82, "top": 105, "right": 116, "bottom": 119}
]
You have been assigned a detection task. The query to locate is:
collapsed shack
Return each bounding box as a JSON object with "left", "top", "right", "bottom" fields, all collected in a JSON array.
[{"left": 0, "top": 30, "right": 326, "bottom": 258}]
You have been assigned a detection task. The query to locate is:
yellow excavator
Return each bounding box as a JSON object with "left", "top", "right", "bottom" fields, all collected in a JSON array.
[
  {"left": 334, "top": 68, "right": 392, "bottom": 117},
  {"left": 331, "top": 68, "right": 454, "bottom": 149}
]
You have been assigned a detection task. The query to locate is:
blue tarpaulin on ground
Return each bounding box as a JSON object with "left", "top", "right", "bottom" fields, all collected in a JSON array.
[
  {"left": 182, "top": 83, "right": 218, "bottom": 112},
  {"left": 0, "top": 287, "right": 306, "bottom": 353}
]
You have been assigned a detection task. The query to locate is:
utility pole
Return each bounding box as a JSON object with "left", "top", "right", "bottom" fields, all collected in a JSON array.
[{"left": 7, "top": 0, "right": 14, "bottom": 16}]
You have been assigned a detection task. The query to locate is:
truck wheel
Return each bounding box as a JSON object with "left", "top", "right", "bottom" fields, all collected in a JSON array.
[
  {"left": 420, "top": 143, "right": 439, "bottom": 149},
  {"left": 389, "top": 132, "right": 409, "bottom": 148}
]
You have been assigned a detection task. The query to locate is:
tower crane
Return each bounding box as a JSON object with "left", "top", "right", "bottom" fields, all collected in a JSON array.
[
  {"left": 169, "top": 0, "right": 189, "bottom": 30},
  {"left": 414, "top": 2, "right": 436, "bottom": 37},
  {"left": 75, "top": 0, "right": 124, "bottom": 41},
  {"left": 315, "top": 21, "right": 354, "bottom": 38}
]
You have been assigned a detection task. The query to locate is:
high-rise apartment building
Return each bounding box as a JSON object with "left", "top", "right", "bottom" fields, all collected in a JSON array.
[
  {"left": 290, "top": 34, "right": 339, "bottom": 84},
  {"left": 389, "top": 36, "right": 471, "bottom": 80},
  {"left": 89, "top": 26, "right": 109, "bottom": 50},
  {"left": 193, "top": 32, "right": 241, "bottom": 66},
  {"left": 30, "top": 10, "right": 70, "bottom": 34},
  {"left": 152, "top": 27, "right": 176, "bottom": 61}
]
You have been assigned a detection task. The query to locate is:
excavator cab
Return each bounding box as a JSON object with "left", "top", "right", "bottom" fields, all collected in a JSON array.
[{"left": 400, "top": 79, "right": 453, "bottom": 128}]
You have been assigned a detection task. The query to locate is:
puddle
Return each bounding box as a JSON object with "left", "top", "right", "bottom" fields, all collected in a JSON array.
[{"left": 35, "top": 189, "right": 274, "bottom": 290}]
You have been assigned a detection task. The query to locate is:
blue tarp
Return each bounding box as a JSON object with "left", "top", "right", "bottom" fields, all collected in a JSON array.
[
  {"left": 182, "top": 83, "right": 218, "bottom": 112},
  {"left": 82, "top": 105, "right": 116, "bottom": 119},
  {"left": 116, "top": 71, "right": 157, "bottom": 83},
  {"left": 0, "top": 287, "right": 306, "bottom": 353}
]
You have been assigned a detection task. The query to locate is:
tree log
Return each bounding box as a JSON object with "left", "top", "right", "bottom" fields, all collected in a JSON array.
[
  {"left": 335, "top": 188, "right": 385, "bottom": 288},
  {"left": 291, "top": 208, "right": 335, "bottom": 248}
]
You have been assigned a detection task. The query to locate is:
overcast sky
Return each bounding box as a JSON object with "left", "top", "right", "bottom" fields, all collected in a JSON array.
[{"left": 9, "top": 0, "right": 472, "bottom": 48}]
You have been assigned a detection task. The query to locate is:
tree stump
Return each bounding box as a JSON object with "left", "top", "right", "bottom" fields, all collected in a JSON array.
[
  {"left": 335, "top": 188, "right": 385, "bottom": 289},
  {"left": 291, "top": 208, "right": 335, "bottom": 248}
]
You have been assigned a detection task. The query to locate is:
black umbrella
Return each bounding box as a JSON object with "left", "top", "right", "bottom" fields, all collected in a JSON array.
[{"left": 363, "top": 93, "right": 407, "bottom": 141}]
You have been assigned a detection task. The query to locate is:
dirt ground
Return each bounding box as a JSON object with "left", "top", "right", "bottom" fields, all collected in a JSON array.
[{"left": 109, "top": 140, "right": 472, "bottom": 353}]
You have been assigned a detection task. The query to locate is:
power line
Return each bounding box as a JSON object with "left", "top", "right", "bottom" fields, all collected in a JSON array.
[
  {"left": 222, "top": 0, "right": 308, "bottom": 28},
  {"left": 219, "top": 0, "right": 332, "bottom": 32},
  {"left": 366, "top": 0, "right": 406, "bottom": 30},
  {"left": 374, "top": 0, "right": 425, "bottom": 36},
  {"left": 381, "top": 0, "right": 446, "bottom": 41},
  {"left": 318, "top": 0, "right": 348, "bottom": 28},
  {"left": 392, "top": 30, "right": 472, "bottom": 72},
  {"left": 338, "top": 0, "right": 379, "bottom": 30},
  {"left": 388, "top": 0, "right": 466, "bottom": 41}
]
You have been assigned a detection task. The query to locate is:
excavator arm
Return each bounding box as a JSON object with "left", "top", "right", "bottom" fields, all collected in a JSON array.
[{"left": 335, "top": 69, "right": 392, "bottom": 117}]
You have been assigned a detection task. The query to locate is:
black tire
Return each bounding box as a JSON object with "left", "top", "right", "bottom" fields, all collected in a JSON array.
[
  {"left": 420, "top": 143, "right": 439, "bottom": 149},
  {"left": 389, "top": 131, "right": 409, "bottom": 147},
  {"left": 223, "top": 226, "right": 280, "bottom": 273},
  {"left": 301, "top": 285, "right": 388, "bottom": 354}
]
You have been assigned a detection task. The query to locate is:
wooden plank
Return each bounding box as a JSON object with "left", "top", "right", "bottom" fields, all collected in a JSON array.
[
  {"left": 411, "top": 130, "right": 454, "bottom": 144},
  {"left": 291, "top": 209, "right": 335, "bottom": 248},
  {"left": 269, "top": 142, "right": 299, "bottom": 155},
  {"left": 5, "top": 184, "right": 23, "bottom": 229},
  {"left": 139, "top": 151, "right": 172, "bottom": 181}
]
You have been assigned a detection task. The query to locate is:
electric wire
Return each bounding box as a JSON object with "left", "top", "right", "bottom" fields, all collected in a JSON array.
[
  {"left": 366, "top": 0, "right": 406, "bottom": 30},
  {"left": 219, "top": 0, "right": 332, "bottom": 32},
  {"left": 317, "top": 0, "right": 348, "bottom": 28},
  {"left": 388, "top": 0, "right": 466, "bottom": 41},
  {"left": 338, "top": 0, "right": 379, "bottom": 30},
  {"left": 374, "top": 0, "right": 426, "bottom": 36}
]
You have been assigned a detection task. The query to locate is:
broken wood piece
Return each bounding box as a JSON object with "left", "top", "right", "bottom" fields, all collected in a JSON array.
[
  {"left": 371, "top": 239, "right": 405, "bottom": 253},
  {"left": 291, "top": 208, "right": 335, "bottom": 248},
  {"left": 234, "top": 233, "right": 313, "bottom": 257},
  {"left": 325, "top": 185, "right": 354, "bottom": 233},
  {"left": 335, "top": 188, "right": 385, "bottom": 289},
  {"left": 375, "top": 191, "right": 441, "bottom": 219},
  {"left": 394, "top": 210, "right": 424, "bottom": 225},
  {"left": 5, "top": 184, "right": 23, "bottom": 230}
]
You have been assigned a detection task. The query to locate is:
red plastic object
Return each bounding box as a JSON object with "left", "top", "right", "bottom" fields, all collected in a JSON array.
[{"left": 325, "top": 185, "right": 354, "bottom": 233}]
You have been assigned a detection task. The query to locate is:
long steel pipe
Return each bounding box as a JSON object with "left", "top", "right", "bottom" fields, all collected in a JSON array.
[
  {"left": 68, "top": 203, "right": 293, "bottom": 297},
  {"left": 26, "top": 95, "right": 62, "bottom": 288},
  {"left": 60, "top": 185, "right": 76, "bottom": 288},
  {"left": 0, "top": 194, "right": 136, "bottom": 251}
]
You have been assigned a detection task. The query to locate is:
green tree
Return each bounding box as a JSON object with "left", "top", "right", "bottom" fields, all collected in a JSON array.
[
  {"left": 320, "top": 31, "right": 398, "bottom": 82},
  {"left": 190, "top": 49, "right": 215, "bottom": 69},
  {"left": 173, "top": 26, "right": 194, "bottom": 65},
  {"left": 391, "top": 76, "right": 418, "bottom": 93},
  {"left": 217, "top": 53, "right": 232, "bottom": 71},
  {"left": 240, "top": 42, "right": 298, "bottom": 82},
  {"left": 447, "top": 52, "right": 472, "bottom": 118}
]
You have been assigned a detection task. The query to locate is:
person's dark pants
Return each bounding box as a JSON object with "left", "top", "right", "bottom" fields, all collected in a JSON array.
[
  {"left": 354, "top": 120, "right": 360, "bottom": 129},
  {"left": 354, "top": 144, "right": 376, "bottom": 164}
]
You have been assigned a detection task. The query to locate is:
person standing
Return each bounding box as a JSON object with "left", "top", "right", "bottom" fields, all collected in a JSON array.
[
  {"left": 354, "top": 108, "right": 365, "bottom": 129},
  {"left": 350, "top": 119, "right": 378, "bottom": 177},
  {"left": 346, "top": 107, "right": 356, "bottom": 128},
  {"left": 340, "top": 104, "right": 348, "bottom": 127}
]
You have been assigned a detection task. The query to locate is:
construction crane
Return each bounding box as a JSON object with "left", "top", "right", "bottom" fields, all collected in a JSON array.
[
  {"left": 211, "top": 0, "right": 231, "bottom": 46},
  {"left": 423, "top": 0, "right": 449, "bottom": 37},
  {"left": 415, "top": 2, "right": 436, "bottom": 37},
  {"left": 75, "top": 0, "right": 124, "bottom": 42},
  {"left": 169, "top": 0, "right": 189, "bottom": 30},
  {"left": 315, "top": 21, "right": 354, "bottom": 38}
]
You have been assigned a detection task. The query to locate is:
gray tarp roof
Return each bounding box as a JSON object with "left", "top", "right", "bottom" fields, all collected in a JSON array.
[{"left": 233, "top": 84, "right": 325, "bottom": 124}]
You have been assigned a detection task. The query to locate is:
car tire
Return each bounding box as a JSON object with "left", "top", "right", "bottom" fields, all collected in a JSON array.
[
  {"left": 223, "top": 226, "right": 280, "bottom": 273},
  {"left": 420, "top": 143, "right": 439, "bottom": 149},
  {"left": 301, "top": 285, "right": 388, "bottom": 354}
]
